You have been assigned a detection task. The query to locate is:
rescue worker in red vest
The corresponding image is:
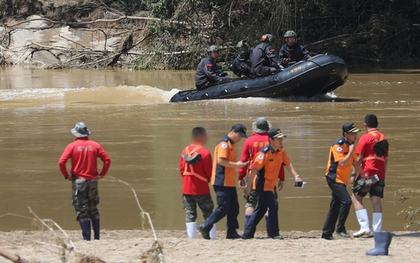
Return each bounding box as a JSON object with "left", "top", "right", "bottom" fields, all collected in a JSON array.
[
  {"left": 180, "top": 127, "right": 215, "bottom": 239},
  {"left": 238, "top": 117, "right": 285, "bottom": 233},
  {"left": 231, "top": 39, "right": 252, "bottom": 78},
  {"left": 321, "top": 122, "right": 366, "bottom": 240},
  {"left": 250, "top": 34, "right": 282, "bottom": 77},
  {"left": 198, "top": 124, "right": 248, "bottom": 239},
  {"left": 195, "top": 45, "right": 231, "bottom": 90},
  {"left": 351, "top": 114, "right": 389, "bottom": 237},
  {"left": 59, "top": 122, "right": 111, "bottom": 241},
  {"left": 241, "top": 128, "right": 302, "bottom": 239},
  {"left": 279, "top": 30, "right": 311, "bottom": 68}
]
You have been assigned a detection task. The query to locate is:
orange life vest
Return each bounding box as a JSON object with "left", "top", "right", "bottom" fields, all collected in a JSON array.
[{"left": 182, "top": 145, "right": 208, "bottom": 182}]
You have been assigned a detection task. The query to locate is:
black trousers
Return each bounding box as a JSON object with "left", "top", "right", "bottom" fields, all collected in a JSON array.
[
  {"left": 243, "top": 190, "right": 279, "bottom": 238},
  {"left": 322, "top": 177, "right": 352, "bottom": 236},
  {"left": 203, "top": 186, "right": 239, "bottom": 234}
]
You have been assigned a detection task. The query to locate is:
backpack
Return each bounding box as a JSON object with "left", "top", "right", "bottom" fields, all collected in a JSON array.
[
  {"left": 369, "top": 131, "right": 388, "bottom": 157},
  {"left": 182, "top": 145, "right": 202, "bottom": 165}
]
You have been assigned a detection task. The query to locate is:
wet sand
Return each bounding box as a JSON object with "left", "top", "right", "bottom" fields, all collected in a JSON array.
[{"left": 0, "top": 230, "right": 419, "bottom": 263}]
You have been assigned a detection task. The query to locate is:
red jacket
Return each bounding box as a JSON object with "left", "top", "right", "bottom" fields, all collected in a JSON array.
[
  {"left": 357, "top": 129, "right": 388, "bottom": 180},
  {"left": 59, "top": 137, "right": 111, "bottom": 180},
  {"left": 180, "top": 143, "right": 212, "bottom": 195},
  {"left": 239, "top": 132, "right": 285, "bottom": 181}
]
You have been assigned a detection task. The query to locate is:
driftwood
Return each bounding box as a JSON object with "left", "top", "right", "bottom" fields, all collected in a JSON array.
[
  {"left": 0, "top": 247, "right": 28, "bottom": 263},
  {"left": 5, "top": 15, "right": 189, "bottom": 29},
  {"left": 305, "top": 32, "right": 371, "bottom": 47},
  {"left": 105, "top": 176, "right": 165, "bottom": 262}
]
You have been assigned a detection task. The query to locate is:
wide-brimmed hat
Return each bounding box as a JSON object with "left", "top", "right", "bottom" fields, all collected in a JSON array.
[
  {"left": 71, "top": 122, "right": 91, "bottom": 138},
  {"left": 252, "top": 117, "right": 272, "bottom": 134}
]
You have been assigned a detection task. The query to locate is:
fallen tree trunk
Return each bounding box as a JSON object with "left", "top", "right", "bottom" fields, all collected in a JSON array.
[{"left": 0, "top": 247, "right": 28, "bottom": 263}]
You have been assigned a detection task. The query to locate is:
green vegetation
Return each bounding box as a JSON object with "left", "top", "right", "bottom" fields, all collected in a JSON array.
[
  {"left": 395, "top": 188, "right": 420, "bottom": 229},
  {"left": 139, "top": 0, "right": 420, "bottom": 69},
  {"left": 1, "top": 0, "right": 419, "bottom": 69}
]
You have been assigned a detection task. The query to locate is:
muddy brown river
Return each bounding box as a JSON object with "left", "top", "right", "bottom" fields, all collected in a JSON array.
[{"left": 0, "top": 67, "right": 419, "bottom": 233}]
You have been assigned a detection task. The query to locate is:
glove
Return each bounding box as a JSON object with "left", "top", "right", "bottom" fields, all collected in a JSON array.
[
  {"left": 277, "top": 63, "right": 284, "bottom": 70},
  {"left": 219, "top": 72, "right": 228, "bottom": 77}
]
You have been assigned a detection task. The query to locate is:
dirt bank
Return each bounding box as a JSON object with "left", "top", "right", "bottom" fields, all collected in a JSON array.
[
  {"left": 0, "top": 0, "right": 152, "bottom": 68},
  {"left": 0, "top": 230, "right": 419, "bottom": 263}
]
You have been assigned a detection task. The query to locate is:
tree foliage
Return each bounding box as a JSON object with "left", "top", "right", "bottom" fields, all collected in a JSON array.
[
  {"left": 1, "top": 0, "right": 419, "bottom": 69},
  {"left": 140, "top": 0, "right": 420, "bottom": 69}
]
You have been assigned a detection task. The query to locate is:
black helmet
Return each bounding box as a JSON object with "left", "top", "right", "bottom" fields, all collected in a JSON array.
[
  {"left": 207, "top": 45, "right": 219, "bottom": 52},
  {"left": 261, "top": 34, "right": 274, "bottom": 43},
  {"left": 284, "top": 30, "right": 297, "bottom": 38}
]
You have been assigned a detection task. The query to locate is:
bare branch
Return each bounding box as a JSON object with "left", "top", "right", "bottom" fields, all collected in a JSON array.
[{"left": 0, "top": 247, "right": 28, "bottom": 263}]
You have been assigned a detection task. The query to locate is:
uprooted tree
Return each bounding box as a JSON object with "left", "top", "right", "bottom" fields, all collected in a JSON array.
[{"left": 0, "top": 0, "right": 419, "bottom": 68}]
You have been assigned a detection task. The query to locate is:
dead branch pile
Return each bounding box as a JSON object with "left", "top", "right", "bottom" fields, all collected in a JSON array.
[
  {"left": 0, "top": 175, "right": 167, "bottom": 263},
  {"left": 1, "top": 0, "right": 419, "bottom": 68}
]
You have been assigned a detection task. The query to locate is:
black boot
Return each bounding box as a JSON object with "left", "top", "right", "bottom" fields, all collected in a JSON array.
[
  {"left": 92, "top": 218, "right": 100, "bottom": 240},
  {"left": 79, "top": 221, "right": 91, "bottom": 241},
  {"left": 366, "top": 232, "right": 392, "bottom": 256}
]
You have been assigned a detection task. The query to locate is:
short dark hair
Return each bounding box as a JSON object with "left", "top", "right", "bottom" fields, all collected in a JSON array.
[
  {"left": 364, "top": 114, "right": 378, "bottom": 128},
  {"left": 192, "top": 127, "right": 207, "bottom": 139}
]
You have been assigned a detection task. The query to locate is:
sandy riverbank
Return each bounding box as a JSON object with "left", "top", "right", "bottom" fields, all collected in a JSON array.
[{"left": 0, "top": 230, "right": 419, "bottom": 263}]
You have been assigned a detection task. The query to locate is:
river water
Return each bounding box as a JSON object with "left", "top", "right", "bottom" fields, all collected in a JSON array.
[{"left": 0, "top": 67, "right": 419, "bottom": 233}]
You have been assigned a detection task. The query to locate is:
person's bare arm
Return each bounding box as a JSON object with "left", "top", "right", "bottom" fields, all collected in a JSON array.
[
  {"left": 218, "top": 157, "right": 248, "bottom": 169},
  {"left": 352, "top": 162, "right": 366, "bottom": 177},
  {"left": 277, "top": 180, "right": 285, "bottom": 191},
  {"left": 284, "top": 163, "right": 302, "bottom": 183}
]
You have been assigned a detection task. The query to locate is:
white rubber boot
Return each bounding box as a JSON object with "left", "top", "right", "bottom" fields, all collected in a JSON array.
[
  {"left": 186, "top": 222, "right": 197, "bottom": 238},
  {"left": 372, "top": 212, "right": 383, "bottom": 232},
  {"left": 209, "top": 224, "right": 217, "bottom": 239},
  {"left": 353, "top": 209, "right": 371, "bottom": 237}
]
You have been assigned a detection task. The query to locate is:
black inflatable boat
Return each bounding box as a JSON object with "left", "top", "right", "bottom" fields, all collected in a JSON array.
[{"left": 170, "top": 54, "right": 348, "bottom": 102}]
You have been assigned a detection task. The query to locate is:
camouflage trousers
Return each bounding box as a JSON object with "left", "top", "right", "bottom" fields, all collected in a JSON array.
[
  {"left": 182, "top": 194, "right": 214, "bottom": 223},
  {"left": 72, "top": 177, "right": 100, "bottom": 222}
]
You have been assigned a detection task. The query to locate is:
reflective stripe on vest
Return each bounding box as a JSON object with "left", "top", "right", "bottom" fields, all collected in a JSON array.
[
  {"left": 182, "top": 145, "right": 208, "bottom": 183},
  {"left": 362, "top": 131, "right": 385, "bottom": 162}
]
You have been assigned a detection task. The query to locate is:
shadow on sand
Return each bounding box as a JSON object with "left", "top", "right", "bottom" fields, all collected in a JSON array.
[{"left": 393, "top": 232, "right": 420, "bottom": 237}]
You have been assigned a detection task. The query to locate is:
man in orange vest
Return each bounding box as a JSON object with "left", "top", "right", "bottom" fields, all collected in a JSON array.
[
  {"left": 180, "top": 127, "right": 215, "bottom": 238},
  {"left": 322, "top": 122, "right": 367, "bottom": 240},
  {"left": 238, "top": 117, "right": 285, "bottom": 234},
  {"left": 241, "top": 128, "right": 302, "bottom": 239},
  {"left": 352, "top": 114, "right": 389, "bottom": 237},
  {"left": 198, "top": 124, "right": 248, "bottom": 239}
]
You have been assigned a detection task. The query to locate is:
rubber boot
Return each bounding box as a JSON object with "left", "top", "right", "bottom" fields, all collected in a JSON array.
[
  {"left": 92, "top": 218, "right": 100, "bottom": 240},
  {"left": 79, "top": 221, "right": 91, "bottom": 241},
  {"left": 244, "top": 215, "right": 251, "bottom": 228},
  {"left": 372, "top": 213, "right": 383, "bottom": 232},
  {"left": 186, "top": 222, "right": 197, "bottom": 238},
  {"left": 209, "top": 224, "right": 217, "bottom": 239},
  {"left": 265, "top": 215, "right": 270, "bottom": 237},
  {"left": 366, "top": 231, "right": 392, "bottom": 256},
  {"left": 353, "top": 209, "right": 371, "bottom": 237}
]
